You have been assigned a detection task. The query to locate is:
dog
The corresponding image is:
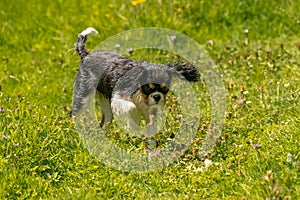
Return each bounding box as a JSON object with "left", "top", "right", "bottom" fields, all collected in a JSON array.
[{"left": 71, "top": 27, "right": 199, "bottom": 133}]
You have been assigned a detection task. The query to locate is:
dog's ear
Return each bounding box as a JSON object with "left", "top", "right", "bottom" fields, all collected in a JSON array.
[
  {"left": 167, "top": 62, "right": 200, "bottom": 82},
  {"left": 115, "top": 67, "right": 145, "bottom": 96}
]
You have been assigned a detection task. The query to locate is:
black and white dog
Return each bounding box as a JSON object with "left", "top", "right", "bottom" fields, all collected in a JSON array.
[{"left": 71, "top": 27, "right": 199, "bottom": 132}]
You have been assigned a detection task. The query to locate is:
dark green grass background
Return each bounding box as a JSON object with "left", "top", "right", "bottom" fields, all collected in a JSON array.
[{"left": 0, "top": 0, "right": 299, "bottom": 199}]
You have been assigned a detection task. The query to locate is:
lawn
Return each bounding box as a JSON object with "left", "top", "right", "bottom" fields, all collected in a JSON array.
[{"left": 0, "top": 0, "right": 299, "bottom": 199}]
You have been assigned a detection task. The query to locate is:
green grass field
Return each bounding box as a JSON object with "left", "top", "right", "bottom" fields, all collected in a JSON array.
[{"left": 1, "top": 0, "right": 299, "bottom": 199}]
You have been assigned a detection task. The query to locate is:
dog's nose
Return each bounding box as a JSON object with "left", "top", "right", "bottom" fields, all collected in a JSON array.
[{"left": 153, "top": 94, "right": 161, "bottom": 102}]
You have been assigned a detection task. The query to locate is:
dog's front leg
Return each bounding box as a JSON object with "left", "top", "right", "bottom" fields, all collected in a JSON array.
[
  {"left": 111, "top": 95, "right": 141, "bottom": 131},
  {"left": 127, "top": 109, "right": 141, "bottom": 131}
]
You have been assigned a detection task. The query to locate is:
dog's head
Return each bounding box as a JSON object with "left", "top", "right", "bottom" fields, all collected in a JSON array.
[
  {"left": 113, "top": 61, "right": 199, "bottom": 108},
  {"left": 139, "top": 83, "right": 169, "bottom": 106},
  {"left": 133, "top": 62, "right": 172, "bottom": 107}
]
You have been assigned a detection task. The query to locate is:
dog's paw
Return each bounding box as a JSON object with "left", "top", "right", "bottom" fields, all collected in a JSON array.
[
  {"left": 120, "top": 101, "right": 136, "bottom": 114},
  {"left": 111, "top": 99, "right": 136, "bottom": 116}
]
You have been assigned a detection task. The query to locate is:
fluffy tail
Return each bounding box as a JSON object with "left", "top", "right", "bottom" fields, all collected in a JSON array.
[{"left": 75, "top": 27, "right": 98, "bottom": 61}]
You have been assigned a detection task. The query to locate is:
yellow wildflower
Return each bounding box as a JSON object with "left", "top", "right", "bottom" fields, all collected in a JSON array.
[{"left": 131, "top": 0, "right": 146, "bottom": 6}]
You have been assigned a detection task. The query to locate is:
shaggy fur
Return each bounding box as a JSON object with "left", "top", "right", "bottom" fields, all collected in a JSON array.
[{"left": 71, "top": 27, "right": 199, "bottom": 131}]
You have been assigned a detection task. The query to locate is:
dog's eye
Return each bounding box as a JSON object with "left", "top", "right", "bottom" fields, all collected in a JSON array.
[
  {"left": 159, "top": 86, "right": 169, "bottom": 94},
  {"left": 141, "top": 85, "right": 155, "bottom": 95}
]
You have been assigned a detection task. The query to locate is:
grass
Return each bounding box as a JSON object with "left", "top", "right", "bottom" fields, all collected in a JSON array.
[{"left": 0, "top": 0, "right": 300, "bottom": 199}]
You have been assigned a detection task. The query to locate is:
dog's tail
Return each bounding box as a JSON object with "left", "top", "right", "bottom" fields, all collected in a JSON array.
[{"left": 75, "top": 27, "right": 98, "bottom": 61}]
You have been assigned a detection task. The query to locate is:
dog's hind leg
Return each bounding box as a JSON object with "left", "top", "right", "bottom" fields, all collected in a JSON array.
[
  {"left": 71, "top": 90, "right": 95, "bottom": 116},
  {"left": 70, "top": 68, "right": 98, "bottom": 116},
  {"left": 98, "top": 94, "right": 113, "bottom": 127}
]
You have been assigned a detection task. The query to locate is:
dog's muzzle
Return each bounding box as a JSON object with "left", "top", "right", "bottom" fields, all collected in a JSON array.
[{"left": 149, "top": 92, "right": 164, "bottom": 106}]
